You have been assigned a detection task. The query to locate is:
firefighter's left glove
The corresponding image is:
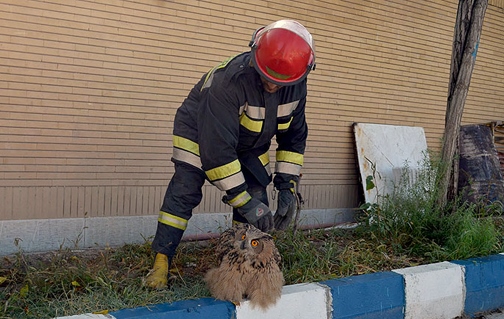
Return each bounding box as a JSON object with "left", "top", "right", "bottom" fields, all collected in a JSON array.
[
  {"left": 274, "top": 176, "right": 298, "bottom": 231},
  {"left": 237, "top": 198, "right": 274, "bottom": 232}
]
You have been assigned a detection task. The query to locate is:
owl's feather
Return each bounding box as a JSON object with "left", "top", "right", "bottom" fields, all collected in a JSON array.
[{"left": 204, "top": 223, "right": 284, "bottom": 310}]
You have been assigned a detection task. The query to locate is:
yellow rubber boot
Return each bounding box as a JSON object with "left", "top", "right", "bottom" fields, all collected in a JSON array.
[{"left": 145, "top": 253, "right": 169, "bottom": 289}]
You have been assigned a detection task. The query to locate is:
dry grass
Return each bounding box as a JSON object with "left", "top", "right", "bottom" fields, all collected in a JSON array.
[{"left": 1, "top": 215, "right": 502, "bottom": 318}]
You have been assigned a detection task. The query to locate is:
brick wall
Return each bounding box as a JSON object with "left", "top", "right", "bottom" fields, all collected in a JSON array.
[{"left": 1, "top": 0, "right": 503, "bottom": 221}]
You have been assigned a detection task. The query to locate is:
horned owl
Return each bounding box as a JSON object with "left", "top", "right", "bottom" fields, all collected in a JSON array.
[{"left": 204, "top": 223, "right": 284, "bottom": 310}]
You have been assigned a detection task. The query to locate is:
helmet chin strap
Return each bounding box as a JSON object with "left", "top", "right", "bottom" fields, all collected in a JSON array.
[{"left": 248, "top": 26, "right": 265, "bottom": 48}]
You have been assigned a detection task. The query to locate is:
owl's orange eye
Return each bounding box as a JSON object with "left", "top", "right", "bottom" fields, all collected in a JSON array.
[
  {"left": 241, "top": 234, "right": 246, "bottom": 240},
  {"left": 251, "top": 240, "right": 259, "bottom": 247}
]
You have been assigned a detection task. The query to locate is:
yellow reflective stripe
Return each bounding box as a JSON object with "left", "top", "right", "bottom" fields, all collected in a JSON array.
[
  {"left": 227, "top": 191, "right": 252, "bottom": 208},
  {"left": 258, "top": 151, "right": 272, "bottom": 176},
  {"left": 277, "top": 101, "right": 299, "bottom": 117},
  {"left": 158, "top": 211, "right": 188, "bottom": 230},
  {"left": 240, "top": 112, "right": 263, "bottom": 133},
  {"left": 173, "top": 135, "right": 200, "bottom": 156},
  {"left": 278, "top": 117, "right": 293, "bottom": 131},
  {"left": 202, "top": 55, "right": 237, "bottom": 90},
  {"left": 275, "top": 161, "right": 302, "bottom": 176},
  {"left": 206, "top": 159, "right": 241, "bottom": 182},
  {"left": 276, "top": 150, "right": 304, "bottom": 166},
  {"left": 212, "top": 172, "right": 246, "bottom": 191},
  {"left": 172, "top": 148, "right": 202, "bottom": 169},
  {"left": 266, "top": 66, "right": 291, "bottom": 80},
  {"left": 258, "top": 151, "right": 269, "bottom": 166}
]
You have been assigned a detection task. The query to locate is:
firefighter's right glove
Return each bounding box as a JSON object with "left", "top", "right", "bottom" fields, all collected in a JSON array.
[
  {"left": 223, "top": 191, "right": 274, "bottom": 232},
  {"left": 237, "top": 197, "right": 274, "bottom": 232}
]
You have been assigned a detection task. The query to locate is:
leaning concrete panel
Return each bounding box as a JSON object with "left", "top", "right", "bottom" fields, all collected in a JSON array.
[{"left": 353, "top": 123, "right": 429, "bottom": 204}]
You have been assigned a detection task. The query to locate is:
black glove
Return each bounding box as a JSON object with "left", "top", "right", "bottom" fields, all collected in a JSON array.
[
  {"left": 237, "top": 198, "right": 274, "bottom": 232},
  {"left": 274, "top": 189, "right": 296, "bottom": 230},
  {"left": 273, "top": 174, "right": 298, "bottom": 230}
]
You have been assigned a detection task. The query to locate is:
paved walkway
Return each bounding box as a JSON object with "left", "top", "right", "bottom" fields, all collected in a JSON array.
[{"left": 484, "top": 311, "right": 504, "bottom": 319}]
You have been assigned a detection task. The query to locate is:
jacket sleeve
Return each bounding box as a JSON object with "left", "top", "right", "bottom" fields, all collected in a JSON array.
[
  {"left": 197, "top": 68, "right": 247, "bottom": 196},
  {"left": 275, "top": 94, "right": 308, "bottom": 177}
]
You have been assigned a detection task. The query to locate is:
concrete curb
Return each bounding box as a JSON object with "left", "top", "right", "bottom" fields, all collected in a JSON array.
[{"left": 55, "top": 253, "right": 504, "bottom": 319}]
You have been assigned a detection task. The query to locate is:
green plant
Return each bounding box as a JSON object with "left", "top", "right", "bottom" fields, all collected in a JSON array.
[
  {"left": 358, "top": 153, "right": 503, "bottom": 262},
  {"left": 1, "top": 150, "right": 503, "bottom": 318}
]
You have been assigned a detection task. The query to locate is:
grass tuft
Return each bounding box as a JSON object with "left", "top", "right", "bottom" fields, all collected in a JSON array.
[{"left": 1, "top": 155, "right": 503, "bottom": 318}]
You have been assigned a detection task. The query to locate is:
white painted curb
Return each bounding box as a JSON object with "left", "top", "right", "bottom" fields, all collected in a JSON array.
[
  {"left": 393, "top": 261, "right": 465, "bottom": 319},
  {"left": 235, "top": 283, "right": 331, "bottom": 319}
]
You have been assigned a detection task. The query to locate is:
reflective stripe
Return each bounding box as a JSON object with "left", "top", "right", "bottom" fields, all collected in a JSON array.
[
  {"left": 206, "top": 159, "right": 241, "bottom": 182},
  {"left": 266, "top": 66, "right": 290, "bottom": 80},
  {"left": 277, "top": 100, "right": 299, "bottom": 117},
  {"left": 258, "top": 151, "right": 270, "bottom": 166},
  {"left": 212, "top": 172, "right": 246, "bottom": 191},
  {"left": 275, "top": 161, "right": 302, "bottom": 176},
  {"left": 259, "top": 151, "right": 272, "bottom": 176},
  {"left": 201, "top": 71, "right": 216, "bottom": 90},
  {"left": 172, "top": 148, "right": 202, "bottom": 169},
  {"left": 245, "top": 104, "right": 265, "bottom": 120},
  {"left": 227, "top": 190, "right": 252, "bottom": 208},
  {"left": 173, "top": 135, "right": 200, "bottom": 155},
  {"left": 276, "top": 150, "right": 304, "bottom": 166},
  {"left": 158, "top": 211, "right": 188, "bottom": 230},
  {"left": 278, "top": 117, "right": 293, "bottom": 131},
  {"left": 240, "top": 112, "right": 263, "bottom": 133},
  {"left": 264, "top": 162, "right": 272, "bottom": 176},
  {"left": 201, "top": 55, "right": 236, "bottom": 90}
]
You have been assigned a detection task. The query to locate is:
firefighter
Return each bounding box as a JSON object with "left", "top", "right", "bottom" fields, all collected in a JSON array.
[{"left": 146, "top": 20, "right": 316, "bottom": 289}]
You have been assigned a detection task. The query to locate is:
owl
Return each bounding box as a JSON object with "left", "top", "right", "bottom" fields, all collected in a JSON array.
[{"left": 204, "top": 223, "right": 284, "bottom": 310}]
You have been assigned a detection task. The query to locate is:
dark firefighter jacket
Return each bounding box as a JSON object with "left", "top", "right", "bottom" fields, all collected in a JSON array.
[{"left": 171, "top": 52, "right": 308, "bottom": 197}]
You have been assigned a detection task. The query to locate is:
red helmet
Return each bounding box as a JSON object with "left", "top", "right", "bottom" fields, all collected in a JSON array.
[{"left": 249, "top": 20, "right": 316, "bottom": 86}]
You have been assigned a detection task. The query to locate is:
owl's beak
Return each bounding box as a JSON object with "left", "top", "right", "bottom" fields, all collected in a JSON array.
[{"left": 240, "top": 240, "right": 247, "bottom": 250}]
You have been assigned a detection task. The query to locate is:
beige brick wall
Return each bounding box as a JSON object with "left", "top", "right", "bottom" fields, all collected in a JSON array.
[{"left": 1, "top": 0, "right": 503, "bottom": 221}]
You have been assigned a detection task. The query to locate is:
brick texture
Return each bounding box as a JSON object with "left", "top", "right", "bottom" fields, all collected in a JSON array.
[{"left": 0, "top": 0, "right": 503, "bottom": 220}]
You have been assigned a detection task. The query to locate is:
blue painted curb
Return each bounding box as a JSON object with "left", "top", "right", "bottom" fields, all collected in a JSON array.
[
  {"left": 321, "top": 271, "right": 405, "bottom": 319},
  {"left": 110, "top": 298, "right": 235, "bottom": 319},
  {"left": 452, "top": 254, "right": 504, "bottom": 315}
]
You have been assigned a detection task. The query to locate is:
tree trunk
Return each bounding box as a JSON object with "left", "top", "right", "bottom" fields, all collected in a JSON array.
[{"left": 437, "top": 0, "right": 488, "bottom": 210}]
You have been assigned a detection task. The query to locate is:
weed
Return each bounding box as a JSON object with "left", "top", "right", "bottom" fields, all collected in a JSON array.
[
  {"left": 358, "top": 154, "right": 503, "bottom": 263},
  {"left": 1, "top": 154, "right": 502, "bottom": 318}
]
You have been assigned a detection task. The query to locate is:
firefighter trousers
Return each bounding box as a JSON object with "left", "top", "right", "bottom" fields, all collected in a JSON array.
[{"left": 151, "top": 161, "right": 268, "bottom": 258}]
